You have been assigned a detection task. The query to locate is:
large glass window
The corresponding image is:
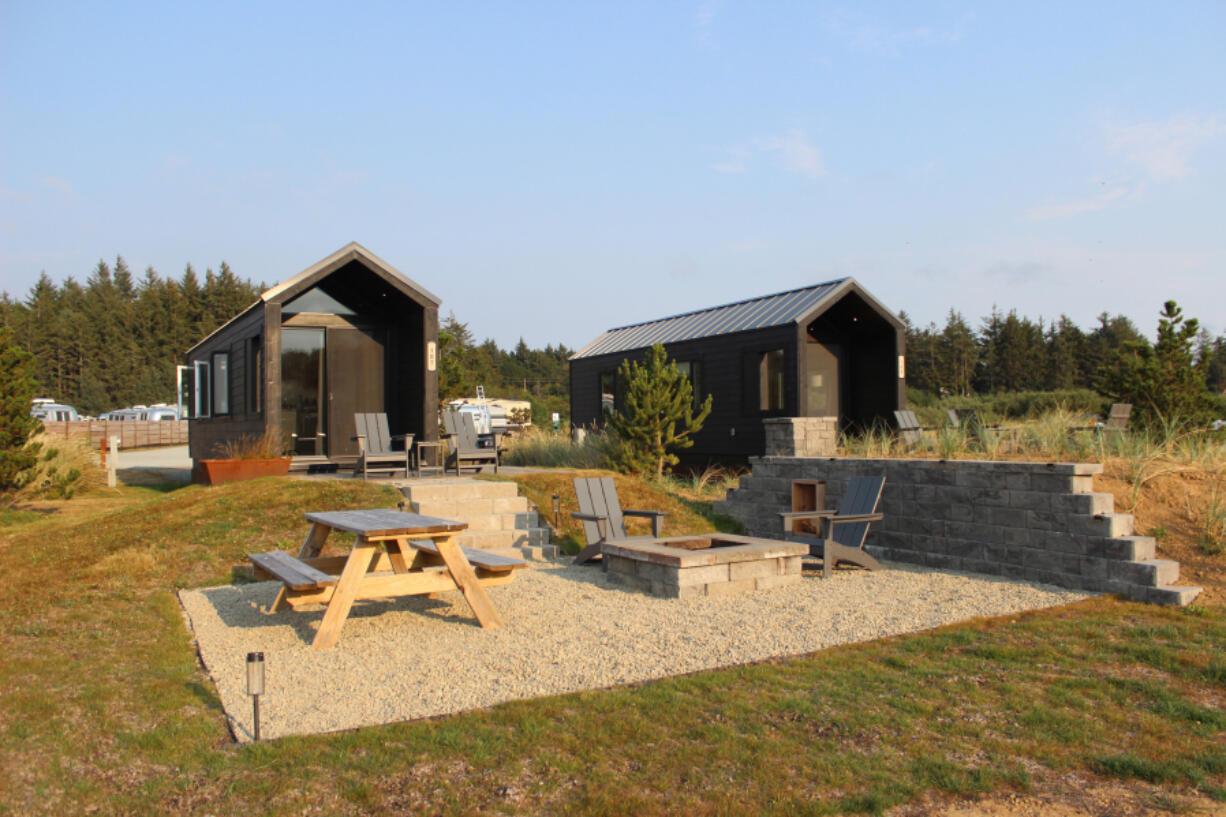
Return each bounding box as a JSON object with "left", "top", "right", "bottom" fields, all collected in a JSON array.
[
  {"left": 759, "top": 349, "right": 785, "bottom": 412},
  {"left": 599, "top": 372, "right": 617, "bottom": 416},
  {"left": 281, "top": 328, "right": 326, "bottom": 455},
  {"left": 194, "top": 360, "right": 211, "bottom": 418},
  {"left": 211, "top": 352, "right": 229, "bottom": 415},
  {"left": 675, "top": 361, "right": 704, "bottom": 412}
]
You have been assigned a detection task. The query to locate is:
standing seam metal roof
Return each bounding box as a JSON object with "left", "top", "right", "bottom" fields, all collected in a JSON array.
[{"left": 571, "top": 279, "right": 851, "bottom": 360}]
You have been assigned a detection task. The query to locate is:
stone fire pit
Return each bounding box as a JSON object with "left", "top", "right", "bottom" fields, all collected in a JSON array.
[{"left": 603, "top": 534, "right": 809, "bottom": 598}]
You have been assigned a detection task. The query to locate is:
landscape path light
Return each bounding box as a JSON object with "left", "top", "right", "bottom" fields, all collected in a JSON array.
[
  {"left": 551, "top": 494, "right": 560, "bottom": 528},
  {"left": 246, "top": 651, "right": 265, "bottom": 741}
]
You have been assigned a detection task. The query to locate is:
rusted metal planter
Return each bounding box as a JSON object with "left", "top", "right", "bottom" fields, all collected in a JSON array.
[{"left": 196, "top": 458, "right": 291, "bottom": 485}]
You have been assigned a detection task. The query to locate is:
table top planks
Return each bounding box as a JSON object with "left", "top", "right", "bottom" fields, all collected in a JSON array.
[{"left": 304, "top": 509, "right": 466, "bottom": 537}]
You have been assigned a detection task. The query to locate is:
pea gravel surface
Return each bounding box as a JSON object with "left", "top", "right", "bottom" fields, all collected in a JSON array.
[{"left": 178, "top": 562, "right": 1089, "bottom": 742}]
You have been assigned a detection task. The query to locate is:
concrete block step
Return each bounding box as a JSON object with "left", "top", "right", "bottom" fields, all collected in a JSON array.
[
  {"left": 457, "top": 526, "right": 552, "bottom": 550},
  {"left": 1137, "top": 585, "right": 1204, "bottom": 607},
  {"left": 1095, "top": 536, "right": 1156, "bottom": 561},
  {"left": 410, "top": 499, "right": 532, "bottom": 520},
  {"left": 1080, "top": 513, "right": 1134, "bottom": 538},
  {"left": 1109, "top": 558, "right": 1179, "bottom": 588},
  {"left": 400, "top": 479, "right": 518, "bottom": 503}
]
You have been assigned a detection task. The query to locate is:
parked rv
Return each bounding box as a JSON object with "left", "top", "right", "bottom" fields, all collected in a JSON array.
[
  {"left": 101, "top": 404, "right": 180, "bottom": 422},
  {"left": 31, "top": 399, "right": 80, "bottom": 422}
]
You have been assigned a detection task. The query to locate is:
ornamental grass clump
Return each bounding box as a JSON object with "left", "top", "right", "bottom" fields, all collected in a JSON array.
[{"left": 212, "top": 429, "right": 286, "bottom": 460}]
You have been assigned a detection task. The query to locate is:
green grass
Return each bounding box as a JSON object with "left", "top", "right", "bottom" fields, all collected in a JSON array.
[{"left": 2, "top": 476, "right": 1225, "bottom": 814}]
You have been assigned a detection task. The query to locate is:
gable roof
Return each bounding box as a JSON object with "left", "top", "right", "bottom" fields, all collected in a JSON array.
[
  {"left": 571, "top": 277, "right": 899, "bottom": 360},
  {"left": 261, "top": 241, "right": 441, "bottom": 308},
  {"left": 187, "top": 242, "right": 439, "bottom": 354}
]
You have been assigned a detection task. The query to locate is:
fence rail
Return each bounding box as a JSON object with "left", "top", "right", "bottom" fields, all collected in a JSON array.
[{"left": 37, "top": 420, "right": 189, "bottom": 450}]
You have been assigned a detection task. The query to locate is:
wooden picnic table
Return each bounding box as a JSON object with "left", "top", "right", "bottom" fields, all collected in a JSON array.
[{"left": 250, "top": 509, "right": 524, "bottom": 649}]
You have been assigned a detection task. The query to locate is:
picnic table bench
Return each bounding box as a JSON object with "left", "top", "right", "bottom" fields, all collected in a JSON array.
[{"left": 249, "top": 509, "right": 527, "bottom": 649}]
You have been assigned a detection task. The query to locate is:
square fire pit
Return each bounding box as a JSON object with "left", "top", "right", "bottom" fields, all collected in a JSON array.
[{"left": 602, "top": 534, "right": 809, "bottom": 598}]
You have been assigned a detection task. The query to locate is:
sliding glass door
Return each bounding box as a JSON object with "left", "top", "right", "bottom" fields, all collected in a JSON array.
[{"left": 281, "top": 328, "right": 326, "bottom": 455}]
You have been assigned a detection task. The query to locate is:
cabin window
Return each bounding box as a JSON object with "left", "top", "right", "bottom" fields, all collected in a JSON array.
[
  {"left": 759, "top": 348, "right": 785, "bottom": 412},
  {"left": 212, "top": 352, "right": 230, "bottom": 416},
  {"left": 247, "top": 336, "right": 263, "bottom": 414},
  {"left": 194, "top": 360, "right": 211, "bottom": 418},
  {"left": 599, "top": 371, "right": 617, "bottom": 416},
  {"left": 675, "top": 361, "right": 705, "bottom": 412}
]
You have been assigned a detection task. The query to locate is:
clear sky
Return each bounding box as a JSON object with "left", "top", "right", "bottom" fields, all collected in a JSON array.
[{"left": 2, "top": 2, "right": 1224, "bottom": 350}]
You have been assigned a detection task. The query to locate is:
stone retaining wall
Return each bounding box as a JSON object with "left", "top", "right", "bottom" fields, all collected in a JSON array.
[
  {"left": 714, "top": 456, "right": 1201, "bottom": 606},
  {"left": 763, "top": 417, "right": 839, "bottom": 457}
]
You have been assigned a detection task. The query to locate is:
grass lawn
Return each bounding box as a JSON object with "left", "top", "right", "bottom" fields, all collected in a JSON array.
[{"left": 2, "top": 474, "right": 1225, "bottom": 815}]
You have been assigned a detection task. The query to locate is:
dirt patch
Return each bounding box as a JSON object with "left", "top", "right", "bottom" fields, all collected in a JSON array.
[{"left": 1096, "top": 466, "right": 1226, "bottom": 608}]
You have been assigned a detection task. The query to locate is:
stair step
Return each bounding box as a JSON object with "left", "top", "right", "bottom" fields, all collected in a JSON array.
[
  {"left": 1138, "top": 585, "right": 1203, "bottom": 607},
  {"left": 400, "top": 479, "right": 518, "bottom": 502},
  {"left": 1090, "top": 513, "right": 1134, "bottom": 538},
  {"left": 1110, "top": 558, "right": 1179, "bottom": 588},
  {"left": 1095, "top": 536, "right": 1157, "bottom": 561}
]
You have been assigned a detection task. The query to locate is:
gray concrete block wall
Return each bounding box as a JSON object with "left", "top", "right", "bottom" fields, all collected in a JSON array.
[{"left": 715, "top": 456, "right": 1201, "bottom": 606}]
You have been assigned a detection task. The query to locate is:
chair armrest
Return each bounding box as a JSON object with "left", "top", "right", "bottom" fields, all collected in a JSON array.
[
  {"left": 829, "top": 512, "right": 884, "bottom": 524},
  {"left": 353, "top": 433, "right": 367, "bottom": 452},
  {"left": 570, "top": 512, "right": 610, "bottom": 542},
  {"left": 623, "top": 509, "right": 666, "bottom": 536},
  {"left": 780, "top": 509, "right": 836, "bottom": 534}
]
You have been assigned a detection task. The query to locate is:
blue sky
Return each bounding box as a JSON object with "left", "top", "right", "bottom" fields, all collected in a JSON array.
[{"left": 2, "top": 2, "right": 1223, "bottom": 350}]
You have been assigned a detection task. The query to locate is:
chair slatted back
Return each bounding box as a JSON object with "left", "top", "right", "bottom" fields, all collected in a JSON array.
[
  {"left": 354, "top": 413, "right": 394, "bottom": 453},
  {"left": 457, "top": 412, "right": 482, "bottom": 451},
  {"left": 828, "top": 475, "right": 886, "bottom": 549},
  {"left": 1104, "top": 403, "right": 1132, "bottom": 432},
  {"left": 894, "top": 410, "right": 921, "bottom": 444},
  {"left": 574, "top": 476, "right": 626, "bottom": 544},
  {"left": 442, "top": 408, "right": 458, "bottom": 436}
]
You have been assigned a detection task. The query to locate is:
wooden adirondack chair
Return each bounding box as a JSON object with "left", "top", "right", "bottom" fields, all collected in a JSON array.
[
  {"left": 1102, "top": 403, "right": 1132, "bottom": 432},
  {"left": 571, "top": 476, "right": 666, "bottom": 564},
  {"left": 893, "top": 410, "right": 930, "bottom": 445},
  {"left": 448, "top": 412, "right": 500, "bottom": 475},
  {"left": 353, "top": 413, "right": 414, "bottom": 479},
  {"left": 780, "top": 475, "right": 886, "bottom": 578}
]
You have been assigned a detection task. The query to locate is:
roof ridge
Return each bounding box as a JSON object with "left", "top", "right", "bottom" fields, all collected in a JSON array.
[{"left": 604, "top": 277, "right": 851, "bottom": 332}]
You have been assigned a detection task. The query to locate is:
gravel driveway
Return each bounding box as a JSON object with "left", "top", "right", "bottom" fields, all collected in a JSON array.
[{"left": 178, "top": 562, "right": 1088, "bottom": 742}]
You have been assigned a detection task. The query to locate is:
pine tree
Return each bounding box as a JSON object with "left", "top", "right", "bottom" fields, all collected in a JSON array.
[
  {"left": 938, "top": 310, "right": 978, "bottom": 397},
  {"left": 606, "top": 344, "right": 712, "bottom": 477},
  {"left": 0, "top": 326, "right": 40, "bottom": 493},
  {"left": 1099, "top": 301, "right": 1214, "bottom": 430}
]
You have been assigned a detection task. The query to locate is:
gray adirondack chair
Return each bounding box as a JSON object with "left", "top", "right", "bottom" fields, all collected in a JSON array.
[
  {"left": 893, "top": 410, "right": 929, "bottom": 445},
  {"left": 780, "top": 475, "right": 886, "bottom": 577},
  {"left": 571, "top": 476, "right": 666, "bottom": 564},
  {"left": 448, "top": 411, "right": 499, "bottom": 475},
  {"left": 353, "top": 413, "right": 414, "bottom": 479},
  {"left": 1102, "top": 403, "right": 1132, "bottom": 432}
]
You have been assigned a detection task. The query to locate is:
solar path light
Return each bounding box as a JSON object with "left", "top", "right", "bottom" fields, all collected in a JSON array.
[{"left": 246, "top": 652, "right": 265, "bottom": 741}]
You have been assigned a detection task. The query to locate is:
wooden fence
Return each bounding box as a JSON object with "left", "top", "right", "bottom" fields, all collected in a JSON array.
[{"left": 37, "top": 420, "right": 189, "bottom": 450}]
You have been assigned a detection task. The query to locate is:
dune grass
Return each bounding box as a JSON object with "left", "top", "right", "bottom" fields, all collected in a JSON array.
[{"left": 1, "top": 474, "right": 1224, "bottom": 814}]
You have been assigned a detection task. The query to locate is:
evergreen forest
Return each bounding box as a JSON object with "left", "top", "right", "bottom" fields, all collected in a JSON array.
[
  {"left": 2, "top": 258, "right": 1224, "bottom": 424},
  {"left": 0, "top": 258, "right": 572, "bottom": 419}
]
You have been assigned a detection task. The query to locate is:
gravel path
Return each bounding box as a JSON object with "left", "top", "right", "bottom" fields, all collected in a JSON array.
[{"left": 178, "top": 563, "right": 1088, "bottom": 742}]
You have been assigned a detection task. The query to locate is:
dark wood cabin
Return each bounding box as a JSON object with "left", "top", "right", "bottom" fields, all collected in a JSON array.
[
  {"left": 185, "top": 243, "right": 440, "bottom": 476},
  {"left": 569, "top": 278, "right": 905, "bottom": 464}
]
